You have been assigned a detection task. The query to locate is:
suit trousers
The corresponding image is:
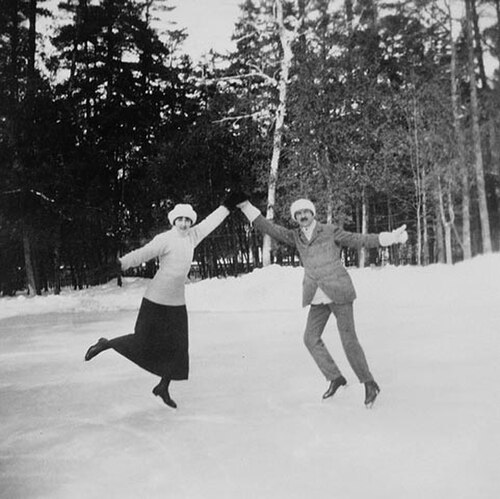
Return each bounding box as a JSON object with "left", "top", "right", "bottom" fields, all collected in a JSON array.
[{"left": 303, "top": 302, "right": 373, "bottom": 383}]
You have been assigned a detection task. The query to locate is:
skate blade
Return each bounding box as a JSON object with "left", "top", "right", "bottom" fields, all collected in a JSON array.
[{"left": 364, "top": 395, "right": 379, "bottom": 409}]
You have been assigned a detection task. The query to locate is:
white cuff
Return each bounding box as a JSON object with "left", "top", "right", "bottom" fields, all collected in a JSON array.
[
  {"left": 239, "top": 201, "right": 261, "bottom": 222},
  {"left": 118, "top": 257, "right": 129, "bottom": 271},
  {"left": 219, "top": 205, "right": 230, "bottom": 216},
  {"left": 378, "top": 232, "right": 394, "bottom": 247}
]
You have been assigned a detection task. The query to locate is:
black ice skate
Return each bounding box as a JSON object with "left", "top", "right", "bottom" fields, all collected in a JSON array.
[
  {"left": 84, "top": 338, "right": 110, "bottom": 361},
  {"left": 322, "top": 375, "right": 347, "bottom": 399},
  {"left": 364, "top": 381, "right": 380, "bottom": 408},
  {"left": 152, "top": 383, "right": 177, "bottom": 409}
]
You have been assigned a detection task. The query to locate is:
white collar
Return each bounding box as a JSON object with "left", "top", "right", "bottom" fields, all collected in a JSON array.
[{"left": 301, "top": 220, "right": 317, "bottom": 240}]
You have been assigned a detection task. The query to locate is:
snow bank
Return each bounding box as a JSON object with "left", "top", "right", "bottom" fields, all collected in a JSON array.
[{"left": 1, "top": 254, "right": 499, "bottom": 320}]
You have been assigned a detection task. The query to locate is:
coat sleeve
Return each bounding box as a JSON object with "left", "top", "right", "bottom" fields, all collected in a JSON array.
[
  {"left": 119, "top": 233, "right": 170, "bottom": 270},
  {"left": 332, "top": 225, "right": 380, "bottom": 249},
  {"left": 190, "top": 206, "right": 230, "bottom": 248},
  {"left": 253, "top": 215, "right": 297, "bottom": 247}
]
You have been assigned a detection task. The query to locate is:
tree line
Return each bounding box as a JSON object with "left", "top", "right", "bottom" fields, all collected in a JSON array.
[{"left": 0, "top": 0, "right": 499, "bottom": 297}]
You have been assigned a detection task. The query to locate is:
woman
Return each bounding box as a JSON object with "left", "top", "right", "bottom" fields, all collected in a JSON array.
[{"left": 85, "top": 199, "right": 235, "bottom": 408}]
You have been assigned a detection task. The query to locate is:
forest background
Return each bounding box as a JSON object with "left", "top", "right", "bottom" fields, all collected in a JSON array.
[{"left": 0, "top": 0, "right": 499, "bottom": 296}]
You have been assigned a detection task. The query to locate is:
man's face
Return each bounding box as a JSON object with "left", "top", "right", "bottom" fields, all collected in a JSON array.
[
  {"left": 294, "top": 209, "right": 315, "bottom": 228},
  {"left": 174, "top": 217, "right": 193, "bottom": 235}
]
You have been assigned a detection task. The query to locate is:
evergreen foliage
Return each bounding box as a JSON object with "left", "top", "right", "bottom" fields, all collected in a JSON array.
[{"left": 0, "top": 0, "right": 499, "bottom": 295}]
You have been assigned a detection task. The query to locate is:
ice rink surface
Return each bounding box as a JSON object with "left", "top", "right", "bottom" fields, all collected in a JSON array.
[{"left": 1, "top": 256, "right": 500, "bottom": 498}]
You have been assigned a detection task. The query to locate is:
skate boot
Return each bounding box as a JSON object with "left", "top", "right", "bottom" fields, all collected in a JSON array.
[
  {"left": 322, "top": 375, "right": 347, "bottom": 399},
  {"left": 84, "top": 338, "right": 110, "bottom": 361},
  {"left": 152, "top": 383, "right": 177, "bottom": 409},
  {"left": 364, "top": 380, "right": 380, "bottom": 408}
]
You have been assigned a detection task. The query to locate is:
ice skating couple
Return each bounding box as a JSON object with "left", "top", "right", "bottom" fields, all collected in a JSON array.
[{"left": 85, "top": 191, "right": 408, "bottom": 409}]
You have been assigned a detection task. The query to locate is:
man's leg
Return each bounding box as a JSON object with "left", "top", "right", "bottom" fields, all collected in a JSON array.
[
  {"left": 303, "top": 304, "right": 342, "bottom": 381},
  {"left": 330, "top": 302, "right": 374, "bottom": 383}
]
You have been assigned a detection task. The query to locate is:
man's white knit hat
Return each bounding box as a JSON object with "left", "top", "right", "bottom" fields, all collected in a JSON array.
[
  {"left": 290, "top": 199, "right": 316, "bottom": 220},
  {"left": 168, "top": 203, "right": 197, "bottom": 225}
]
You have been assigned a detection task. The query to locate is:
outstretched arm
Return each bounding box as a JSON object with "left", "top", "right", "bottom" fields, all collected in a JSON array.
[
  {"left": 332, "top": 226, "right": 381, "bottom": 249},
  {"left": 332, "top": 224, "right": 408, "bottom": 249},
  {"left": 189, "top": 188, "right": 255, "bottom": 246},
  {"left": 239, "top": 201, "right": 296, "bottom": 247},
  {"left": 119, "top": 234, "right": 169, "bottom": 271},
  {"left": 190, "top": 206, "right": 230, "bottom": 247}
]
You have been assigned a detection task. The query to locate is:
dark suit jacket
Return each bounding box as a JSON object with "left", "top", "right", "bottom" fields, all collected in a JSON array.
[{"left": 253, "top": 215, "right": 380, "bottom": 306}]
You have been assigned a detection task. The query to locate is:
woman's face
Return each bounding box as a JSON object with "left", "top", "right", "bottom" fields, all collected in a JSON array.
[{"left": 174, "top": 217, "right": 193, "bottom": 234}]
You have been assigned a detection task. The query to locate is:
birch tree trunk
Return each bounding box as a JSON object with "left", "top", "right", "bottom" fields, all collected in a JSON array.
[
  {"left": 411, "top": 89, "right": 422, "bottom": 265},
  {"left": 465, "top": 0, "right": 492, "bottom": 253},
  {"left": 435, "top": 212, "right": 445, "bottom": 263},
  {"left": 470, "top": 0, "right": 489, "bottom": 90},
  {"left": 443, "top": 221, "right": 453, "bottom": 264},
  {"left": 359, "top": 187, "right": 368, "bottom": 268},
  {"left": 325, "top": 168, "right": 334, "bottom": 224},
  {"left": 262, "top": 0, "right": 301, "bottom": 266},
  {"left": 496, "top": 0, "right": 500, "bottom": 66},
  {"left": 422, "top": 167, "right": 429, "bottom": 265},
  {"left": 22, "top": 0, "right": 40, "bottom": 295},
  {"left": 447, "top": 1, "right": 472, "bottom": 259},
  {"left": 493, "top": 0, "right": 500, "bottom": 248},
  {"left": 437, "top": 176, "right": 453, "bottom": 264}
]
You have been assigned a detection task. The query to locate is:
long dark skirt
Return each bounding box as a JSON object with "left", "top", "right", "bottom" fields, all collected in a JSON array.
[{"left": 108, "top": 298, "right": 189, "bottom": 380}]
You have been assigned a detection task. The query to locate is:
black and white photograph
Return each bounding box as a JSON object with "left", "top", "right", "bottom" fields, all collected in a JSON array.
[{"left": 1, "top": 0, "right": 499, "bottom": 497}]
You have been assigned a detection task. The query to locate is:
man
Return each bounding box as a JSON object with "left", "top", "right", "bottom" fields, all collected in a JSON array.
[{"left": 238, "top": 198, "right": 407, "bottom": 407}]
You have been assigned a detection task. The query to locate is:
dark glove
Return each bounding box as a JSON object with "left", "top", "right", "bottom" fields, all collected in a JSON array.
[
  {"left": 114, "top": 258, "right": 122, "bottom": 275},
  {"left": 221, "top": 189, "right": 249, "bottom": 210},
  {"left": 105, "top": 258, "right": 122, "bottom": 286},
  {"left": 114, "top": 258, "right": 123, "bottom": 287}
]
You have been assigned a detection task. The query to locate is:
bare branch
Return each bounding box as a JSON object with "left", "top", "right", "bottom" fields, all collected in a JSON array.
[
  {"left": 212, "top": 110, "right": 268, "bottom": 124},
  {"left": 233, "top": 32, "right": 256, "bottom": 44},
  {"left": 198, "top": 71, "right": 278, "bottom": 86}
]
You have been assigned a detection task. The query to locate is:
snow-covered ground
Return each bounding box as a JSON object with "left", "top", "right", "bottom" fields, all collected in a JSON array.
[{"left": 1, "top": 255, "right": 499, "bottom": 498}]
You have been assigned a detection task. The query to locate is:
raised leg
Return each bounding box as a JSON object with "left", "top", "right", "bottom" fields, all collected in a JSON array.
[{"left": 84, "top": 338, "right": 110, "bottom": 361}]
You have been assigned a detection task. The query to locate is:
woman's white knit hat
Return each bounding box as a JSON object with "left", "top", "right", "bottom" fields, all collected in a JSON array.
[
  {"left": 290, "top": 199, "right": 316, "bottom": 220},
  {"left": 168, "top": 203, "right": 197, "bottom": 225}
]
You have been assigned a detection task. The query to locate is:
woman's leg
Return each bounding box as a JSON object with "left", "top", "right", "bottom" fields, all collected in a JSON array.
[
  {"left": 84, "top": 337, "right": 111, "bottom": 361},
  {"left": 84, "top": 333, "right": 138, "bottom": 362},
  {"left": 152, "top": 377, "right": 177, "bottom": 408}
]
